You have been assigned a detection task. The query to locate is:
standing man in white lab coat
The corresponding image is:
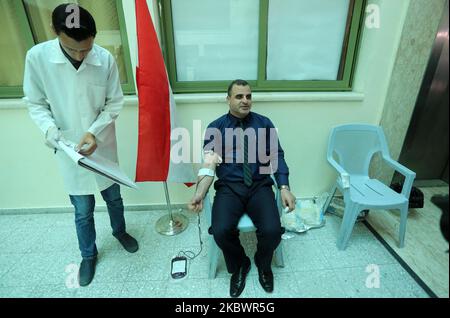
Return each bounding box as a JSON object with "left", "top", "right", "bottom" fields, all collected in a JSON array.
[{"left": 23, "top": 3, "right": 138, "bottom": 287}]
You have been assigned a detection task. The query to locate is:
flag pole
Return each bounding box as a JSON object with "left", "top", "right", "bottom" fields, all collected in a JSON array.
[{"left": 155, "top": 181, "right": 189, "bottom": 235}]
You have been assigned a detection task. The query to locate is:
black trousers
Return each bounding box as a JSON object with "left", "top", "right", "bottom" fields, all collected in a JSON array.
[{"left": 211, "top": 178, "right": 282, "bottom": 274}]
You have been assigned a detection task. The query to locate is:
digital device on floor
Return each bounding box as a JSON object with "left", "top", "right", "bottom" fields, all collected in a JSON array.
[{"left": 171, "top": 256, "right": 187, "bottom": 279}]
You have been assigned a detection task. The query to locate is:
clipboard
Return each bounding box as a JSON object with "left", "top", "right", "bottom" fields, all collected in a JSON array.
[{"left": 58, "top": 140, "right": 138, "bottom": 189}]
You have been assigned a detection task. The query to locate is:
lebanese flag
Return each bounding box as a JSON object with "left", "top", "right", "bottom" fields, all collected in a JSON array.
[{"left": 135, "top": 0, "right": 195, "bottom": 184}]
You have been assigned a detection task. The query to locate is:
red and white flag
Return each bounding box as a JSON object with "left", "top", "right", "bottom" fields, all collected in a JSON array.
[{"left": 135, "top": 0, "right": 195, "bottom": 183}]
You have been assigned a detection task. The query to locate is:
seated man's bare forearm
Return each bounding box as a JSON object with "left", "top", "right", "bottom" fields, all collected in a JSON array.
[
  {"left": 196, "top": 151, "right": 222, "bottom": 196},
  {"left": 195, "top": 161, "right": 217, "bottom": 198},
  {"left": 195, "top": 175, "right": 214, "bottom": 199}
]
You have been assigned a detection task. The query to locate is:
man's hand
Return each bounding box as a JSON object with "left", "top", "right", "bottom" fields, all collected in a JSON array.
[
  {"left": 203, "top": 150, "right": 222, "bottom": 166},
  {"left": 45, "top": 126, "right": 61, "bottom": 150},
  {"left": 281, "top": 189, "right": 296, "bottom": 212},
  {"left": 77, "top": 132, "right": 97, "bottom": 156},
  {"left": 188, "top": 194, "right": 204, "bottom": 213}
]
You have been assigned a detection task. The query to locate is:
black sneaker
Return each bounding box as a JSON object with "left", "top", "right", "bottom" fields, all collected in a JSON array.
[
  {"left": 79, "top": 257, "right": 97, "bottom": 287},
  {"left": 116, "top": 233, "right": 139, "bottom": 253}
]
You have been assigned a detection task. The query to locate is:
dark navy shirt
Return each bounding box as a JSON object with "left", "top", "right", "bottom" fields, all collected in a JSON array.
[
  {"left": 59, "top": 43, "right": 82, "bottom": 70},
  {"left": 203, "top": 111, "right": 289, "bottom": 187}
]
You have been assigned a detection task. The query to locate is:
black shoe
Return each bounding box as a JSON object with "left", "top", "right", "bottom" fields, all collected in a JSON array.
[
  {"left": 229, "top": 257, "right": 251, "bottom": 298},
  {"left": 116, "top": 233, "right": 139, "bottom": 253},
  {"left": 79, "top": 257, "right": 97, "bottom": 287},
  {"left": 257, "top": 268, "right": 274, "bottom": 293}
]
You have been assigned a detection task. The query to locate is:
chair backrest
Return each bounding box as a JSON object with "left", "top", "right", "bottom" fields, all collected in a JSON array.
[{"left": 327, "top": 124, "right": 390, "bottom": 176}]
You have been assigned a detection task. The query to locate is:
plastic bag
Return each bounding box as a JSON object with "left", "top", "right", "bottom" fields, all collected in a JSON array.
[{"left": 281, "top": 194, "right": 327, "bottom": 234}]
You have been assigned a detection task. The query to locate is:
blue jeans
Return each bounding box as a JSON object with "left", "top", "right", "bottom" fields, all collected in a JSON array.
[{"left": 69, "top": 183, "right": 126, "bottom": 259}]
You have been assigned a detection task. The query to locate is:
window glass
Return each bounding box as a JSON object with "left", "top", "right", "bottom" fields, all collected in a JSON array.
[
  {"left": 162, "top": 0, "right": 364, "bottom": 92},
  {"left": 0, "top": 1, "right": 29, "bottom": 86},
  {"left": 23, "top": 0, "right": 129, "bottom": 84},
  {"left": 267, "top": 0, "right": 350, "bottom": 80},
  {"left": 171, "top": 0, "right": 260, "bottom": 81}
]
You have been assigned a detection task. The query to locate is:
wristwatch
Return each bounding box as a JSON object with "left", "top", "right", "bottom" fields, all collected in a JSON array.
[{"left": 279, "top": 185, "right": 290, "bottom": 191}]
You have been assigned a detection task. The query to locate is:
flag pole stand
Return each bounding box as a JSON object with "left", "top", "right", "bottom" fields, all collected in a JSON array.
[{"left": 155, "top": 182, "right": 188, "bottom": 235}]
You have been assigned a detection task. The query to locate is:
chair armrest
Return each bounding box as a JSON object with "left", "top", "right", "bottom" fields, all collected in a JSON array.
[
  {"left": 383, "top": 156, "right": 416, "bottom": 197},
  {"left": 383, "top": 156, "right": 415, "bottom": 177},
  {"left": 276, "top": 187, "right": 284, "bottom": 215},
  {"left": 202, "top": 192, "right": 213, "bottom": 225},
  {"left": 328, "top": 157, "right": 351, "bottom": 189},
  {"left": 270, "top": 175, "right": 284, "bottom": 215}
]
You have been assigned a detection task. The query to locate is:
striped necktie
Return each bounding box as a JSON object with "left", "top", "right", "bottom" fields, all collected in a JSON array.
[{"left": 239, "top": 120, "right": 253, "bottom": 187}]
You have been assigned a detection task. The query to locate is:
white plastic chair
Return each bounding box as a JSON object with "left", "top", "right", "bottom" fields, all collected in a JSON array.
[
  {"left": 203, "top": 177, "right": 285, "bottom": 279},
  {"left": 321, "top": 124, "right": 416, "bottom": 250}
]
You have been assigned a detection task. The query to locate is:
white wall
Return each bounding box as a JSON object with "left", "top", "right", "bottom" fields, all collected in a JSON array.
[{"left": 0, "top": 0, "right": 410, "bottom": 210}]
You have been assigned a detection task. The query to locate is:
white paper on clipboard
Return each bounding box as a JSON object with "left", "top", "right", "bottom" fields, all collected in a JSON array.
[{"left": 58, "top": 141, "right": 138, "bottom": 189}]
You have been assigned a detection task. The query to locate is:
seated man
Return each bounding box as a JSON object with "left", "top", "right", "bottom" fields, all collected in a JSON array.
[{"left": 189, "top": 79, "right": 296, "bottom": 297}]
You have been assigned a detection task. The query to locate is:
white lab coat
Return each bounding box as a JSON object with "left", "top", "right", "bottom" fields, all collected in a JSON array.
[{"left": 23, "top": 38, "right": 124, "bottom": 195}]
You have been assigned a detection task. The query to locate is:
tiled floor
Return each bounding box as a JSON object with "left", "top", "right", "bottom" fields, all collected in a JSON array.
[
  {"left": 367, "top": 186, "right": 449, "bottom": 297},
  {"left": 0, "top": 208, "right": 430, "bottom": 298}
]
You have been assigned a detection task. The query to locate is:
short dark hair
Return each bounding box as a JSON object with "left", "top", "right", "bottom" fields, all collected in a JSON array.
[
  {"left": 52, "top": 3, "right": 97, "bottom": 41},
  {"left": 227, "top": 79, "right": 250, "bottom": 97}
]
